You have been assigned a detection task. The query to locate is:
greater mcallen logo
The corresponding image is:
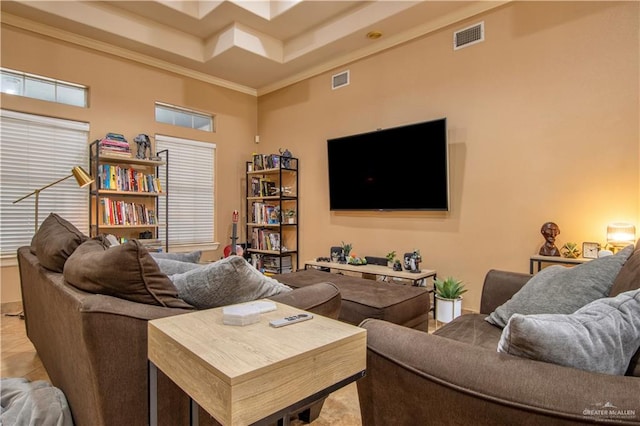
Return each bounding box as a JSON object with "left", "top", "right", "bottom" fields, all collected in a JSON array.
[{"left": 583, "top": 402, "right": 636, "bottom": 420}]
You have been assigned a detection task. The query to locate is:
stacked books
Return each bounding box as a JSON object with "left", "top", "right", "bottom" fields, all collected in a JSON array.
[
  {"left": 263, "top": 255, "right": 292, "bottom": 274},
  {"left": 98, "top": 133, "right": 131, "bottom": 157}
]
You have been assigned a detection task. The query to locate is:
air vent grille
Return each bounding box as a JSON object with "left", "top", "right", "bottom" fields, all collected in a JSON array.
[
  {"left": 332, "top": 70, "right": 350, "bottom": 90},
  {"left": 454, "top": 22, "right": 484, "bottom": 50}
]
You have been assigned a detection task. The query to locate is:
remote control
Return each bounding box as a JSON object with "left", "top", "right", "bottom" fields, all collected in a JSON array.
[{"left": 269, "top": 313, "right": 313, "bottom": 328}]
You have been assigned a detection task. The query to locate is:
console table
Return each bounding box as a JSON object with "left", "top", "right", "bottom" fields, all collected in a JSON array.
[
  {"left": 148, "top": 301, "right": 366, "bottom": 425},
  {"left": 304, "top": 260, "right": 437, "bottom": 286},
  {"left": 529, "top": 255, "right": 592, "bottom": 274}
]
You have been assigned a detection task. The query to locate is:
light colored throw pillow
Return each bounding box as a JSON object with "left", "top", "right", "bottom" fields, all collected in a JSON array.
[
  {"left": 169, "top": 256, "right": 293, "bottom": 309},
  {"left": 498, "top": 289, "right": 640, "bottom": 375},
  {"left": 154, "top": 258, "right": 203, "bottom": 275},
  {"left": 486, "top": 245, "right": 633, "bottom": 328},
  {"left": 150, "top": 250, "right": 202, "bottom": 263}
]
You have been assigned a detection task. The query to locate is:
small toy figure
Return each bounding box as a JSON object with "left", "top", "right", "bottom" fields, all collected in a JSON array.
[
  {"left": 279, "top": 148, "right": 292, "bottom": 168},
  {"left": 134, "top": 134, "right": 151, "bottom": 160}
]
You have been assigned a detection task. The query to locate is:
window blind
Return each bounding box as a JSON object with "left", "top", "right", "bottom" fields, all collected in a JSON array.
[
  {"left": 155, "top": 135, "right": 215, "bottom": 249},
  {"left": 0, "top": 110, "right": 90, "bottom": 257}
]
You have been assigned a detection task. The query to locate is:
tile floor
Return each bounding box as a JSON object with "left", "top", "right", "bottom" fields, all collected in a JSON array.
[{"left": 0, "top": 310, "right": 366, "bottom": 425}]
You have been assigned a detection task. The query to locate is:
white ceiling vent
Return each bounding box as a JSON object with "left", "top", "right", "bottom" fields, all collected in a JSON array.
[
  {"left": 454, "top": 21, "right": 484, "bottom": 50},
  {"left": 332, "top": 70, "right": 350, "bottom": 90}
]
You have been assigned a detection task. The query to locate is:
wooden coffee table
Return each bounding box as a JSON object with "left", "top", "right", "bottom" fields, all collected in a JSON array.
[{"left": 148, "top": 301, "right": 367, "bottom": 425}]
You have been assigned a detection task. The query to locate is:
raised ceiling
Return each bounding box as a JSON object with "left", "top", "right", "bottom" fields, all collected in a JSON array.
[{"left": 1, "top": 1, "right": 508, "bottom": 95}]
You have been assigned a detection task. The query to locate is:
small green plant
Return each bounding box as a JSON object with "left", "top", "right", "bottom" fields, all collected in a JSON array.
[
  {"left": 385, "top": 251, "right": 396, "bottom": 263},
  {"left": 341, "top": 241, "right": 353, "bottom": 257},
  {"left": 434, "top": 277, "right": 467, "bottom": 300}
]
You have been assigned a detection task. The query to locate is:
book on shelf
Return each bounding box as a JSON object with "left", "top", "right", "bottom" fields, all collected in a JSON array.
[
  {"left": 97, "top": 164, "right": 161, "bottom": 193},
  {"left": 250, "top": 228, "right": 281, "bottom": 251},
  {"left": 250, "top": 202, "right": 281, "bottom": 225},
  {"left": 252, "top": 153, "right": 285, "bottom": 171},
  {"left": 100, "top": 197, "right": 157, "bottom": 226}
]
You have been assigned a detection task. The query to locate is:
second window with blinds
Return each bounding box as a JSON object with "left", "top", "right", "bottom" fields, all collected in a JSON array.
[{"left": 155, "top": 135, "right": 216, "bottom": 251}]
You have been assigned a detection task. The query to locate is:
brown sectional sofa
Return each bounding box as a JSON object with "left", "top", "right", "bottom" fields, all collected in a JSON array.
[
  {"left": 357, "top": 243, "right": 640, "bottom": 425},
  {"left": 17, "top": 243, "right": 341, "bottom": 426}
]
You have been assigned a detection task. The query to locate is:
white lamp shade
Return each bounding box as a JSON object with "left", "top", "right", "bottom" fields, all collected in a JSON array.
[{"left": 607, "top": 222, "right": 636, "bottom": 245}]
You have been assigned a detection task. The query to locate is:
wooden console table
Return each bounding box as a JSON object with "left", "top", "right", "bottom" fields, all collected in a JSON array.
[
  {"left": 304, "top": 260, "right": 437, "bottom": 286},
  {"left": 148, "top": 301, "right": 366, "bottom": 425},
  {"left": 529, "top": 255, "right": 592, "bottom": 274}
]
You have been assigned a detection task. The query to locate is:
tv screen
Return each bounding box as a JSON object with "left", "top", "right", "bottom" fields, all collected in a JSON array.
[{"left": 327, "top": 118, "right": 449, "bottom": 211}]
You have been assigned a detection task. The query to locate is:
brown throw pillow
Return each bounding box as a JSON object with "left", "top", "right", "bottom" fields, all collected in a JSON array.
[
  {"left": 63, "top": 239, "right": 193, "bottom": 309},
  {"left": 31, "top": 213, "right": 88, "bottom": 272}
]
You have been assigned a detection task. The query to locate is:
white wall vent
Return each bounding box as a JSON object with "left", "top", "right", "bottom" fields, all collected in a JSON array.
[
  {"left": 454, "top": 22, "right": 484, "bottom": 50},
  {"left": 332, "top": 70, "right": 350, "bottom": 90}
]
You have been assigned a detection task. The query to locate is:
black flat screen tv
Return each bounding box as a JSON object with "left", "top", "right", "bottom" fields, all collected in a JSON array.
[{"left": 327, "top": 118, "right": 449, "bottom": 211}]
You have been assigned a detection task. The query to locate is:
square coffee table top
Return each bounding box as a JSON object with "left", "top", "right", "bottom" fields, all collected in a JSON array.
[{"left": 148, "top": 300, "right": 366, "bottom": 425}]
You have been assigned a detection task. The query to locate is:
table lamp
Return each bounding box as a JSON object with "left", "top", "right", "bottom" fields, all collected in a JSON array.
[
  {"left": 13, "top": 166, "right": 94, "bottom": 232},
  {"left": 606, "top": 222, "right": 636, "bottom": 252}
]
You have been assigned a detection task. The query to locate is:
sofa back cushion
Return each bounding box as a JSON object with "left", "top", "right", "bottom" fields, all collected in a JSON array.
[
  {"left": 31, "top": 213, "right": 87, "bottom": 272},
  {"left": 609, "top": 242, "right": 640, "bottom": 297},
  {"left": 486, "top": 245, "right": 633, "bottom": 328},
  {"left": 64, "top": 239, "right": 193, "bottom": 309}
]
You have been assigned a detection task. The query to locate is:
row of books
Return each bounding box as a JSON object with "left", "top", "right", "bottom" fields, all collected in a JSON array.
[
  {"left": 98, "top": 164, "right": 162, "bottom": 193},
  {"left": 252, "top": 153, "right": 281, "bottom": 170},
  {"left": 100, "top": 197, "right": 157, "bottom": 226},
  {"left": 249, "top": 254, "right": 293, "bottom": 274},
  {"left": 249, "top": 177, "right": 277, "bottom": 197},
  {"left": 250, "top": 228, "right": 282, "bottom": 251},
  {"left": 250, "top": 202, "right": 280, "bottom": 225},
  {"left": 98, "top": 133, "right": 131, "bottom": 157}
]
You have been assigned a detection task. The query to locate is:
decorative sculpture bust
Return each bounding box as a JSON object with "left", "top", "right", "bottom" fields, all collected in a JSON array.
[{"left": 539, "top": 222, "right": 561, "bottom": 256}]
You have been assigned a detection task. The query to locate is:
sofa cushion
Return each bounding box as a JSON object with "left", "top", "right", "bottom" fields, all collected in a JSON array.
[
  {"left": 31, "top": 213, "right": 88, "bottom": 272},
  {"left": 498, "top": 289, "right": 640, "bottom": 375},
  {"left": 433, "top": 313, "right": 503, "bottom": 351},
  {"left": 486, "top": 245, "right": 633, "bottom": 328},
  {"left": 609, "top": 244, "right": 640, "bottom": 296},
  {"left": 169, "top": 256, "right": 292, "bottom": 309},
  {"left": 150, "top": 251, "right": 202, "bottom": 263},
  {"left": 63, "top": 239, "right": 193, "bottom": 309}
]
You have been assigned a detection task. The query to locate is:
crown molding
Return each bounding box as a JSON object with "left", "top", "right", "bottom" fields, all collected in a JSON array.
[{"left": 1, "top": 12, "right": 258, "bottom": 97}]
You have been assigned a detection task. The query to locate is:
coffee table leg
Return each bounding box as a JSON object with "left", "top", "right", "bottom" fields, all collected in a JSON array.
[
  {"left": 191, "top": 399, "right": 199, "bottom": 426},
  {"left": 149, "top": 362, "right": 158, "bottom": 426}
]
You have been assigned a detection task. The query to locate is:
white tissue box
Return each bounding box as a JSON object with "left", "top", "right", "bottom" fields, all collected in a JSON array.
[{"left": 222, "top": 301, "right": 276, "bottom": 326}]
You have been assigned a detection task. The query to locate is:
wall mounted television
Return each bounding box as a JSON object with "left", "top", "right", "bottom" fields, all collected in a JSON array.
[{"left": 327, "top": 118, "right": 449, "bottom": 211}]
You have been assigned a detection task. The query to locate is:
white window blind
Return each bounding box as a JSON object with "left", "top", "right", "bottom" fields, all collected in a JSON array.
[
  {"left": 0, "top": 110, "right": 90, "bottom": 257},
  {"left": 155, "top": 135, "right": 215, "bottom": 249}
]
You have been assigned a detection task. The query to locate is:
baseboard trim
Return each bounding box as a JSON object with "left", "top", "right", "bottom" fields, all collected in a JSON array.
[{"left": 1, "top": 301, "right": 23, "bottom": 314}]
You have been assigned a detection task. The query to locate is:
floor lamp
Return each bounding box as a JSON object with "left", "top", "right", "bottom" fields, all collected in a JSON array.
[{"left": 13, "top": 166, "right": 94, "bottom": 232}]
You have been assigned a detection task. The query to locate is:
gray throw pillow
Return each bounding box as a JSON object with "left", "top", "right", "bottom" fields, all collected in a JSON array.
[
  {"left": 497, "top": 289, "right": 640, "bottom": 375},
  {"left": 150, "top": 250, "right": 201, "bottom": 263},
  {"left": 154, "top": 258, "right": 203, "bottom": 275},
  {"left": 169, "top": 256, "right": 292, "bottom": 309},
  {"left": 486, "top": 245, "right": 633, "bottom": 328}
]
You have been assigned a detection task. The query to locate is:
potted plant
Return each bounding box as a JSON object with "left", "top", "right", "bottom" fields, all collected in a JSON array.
[
  {"left": 385, "top": 251, "right": 396, "bottom": 268},
  {"left": 340, "top": 241, "right": 352, "bottom": 264},
  {"left": 284, "top": 208, "right": 296, "bottom": 224},
  {"left": 434, "top": 277, "right": 466, "bottom": 323}
]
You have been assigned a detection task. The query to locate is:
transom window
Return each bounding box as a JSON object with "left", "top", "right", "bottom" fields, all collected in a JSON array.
[
  {"left": 155, "top": 102, "right": 214, "bottom": 132},
  {"left": 0, "top": 68, "right": 88, "bottom": 108}
]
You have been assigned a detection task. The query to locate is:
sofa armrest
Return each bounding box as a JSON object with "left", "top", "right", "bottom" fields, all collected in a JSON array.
[
  {"left": 358, "top": 319, "right": 640, "bottom": 425},
  {"left": 479, "top": 269, "right": 531, "bottom": 314},
  {"left": 269, "top": 282, "right": 341, "bottom": 319}
]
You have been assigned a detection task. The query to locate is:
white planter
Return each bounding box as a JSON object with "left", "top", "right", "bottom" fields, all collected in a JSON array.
[{"left": 435, "top": 296, "right": 462, "bottom": 323}]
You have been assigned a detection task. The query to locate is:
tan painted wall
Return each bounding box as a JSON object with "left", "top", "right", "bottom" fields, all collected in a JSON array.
[
  {"left": 0, "top": 26, "right": 258, "bottom": 304},
  {"left": 257, "top": 2, "right": 640, "bottom": 311}
]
